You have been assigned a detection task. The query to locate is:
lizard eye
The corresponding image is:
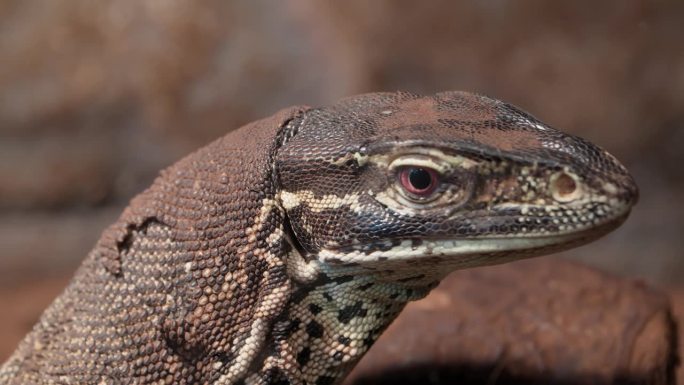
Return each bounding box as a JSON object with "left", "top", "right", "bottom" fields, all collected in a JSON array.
[{"left": 398, "top": 167, "right": 440, "bottom": 197}]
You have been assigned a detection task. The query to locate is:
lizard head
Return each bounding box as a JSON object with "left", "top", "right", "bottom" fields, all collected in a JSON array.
[{"left": 276, "top": 91, "right": 638, "bottom": 280}]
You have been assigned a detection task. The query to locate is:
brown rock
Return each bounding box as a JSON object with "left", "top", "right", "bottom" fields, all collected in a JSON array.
[
  {"left": 345, "top": 258, "right": 678, "bottom": 385},
  {"left": 671, "top": 289, "right": 684, "bottom": 385}
]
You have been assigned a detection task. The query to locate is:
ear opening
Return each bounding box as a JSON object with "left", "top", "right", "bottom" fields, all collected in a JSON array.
[
  {"left": 282, "top": 212, "right": 312, "bottom": 262},
  {"left": 282, "top": 212, "right": 322, "bottom": 283}
]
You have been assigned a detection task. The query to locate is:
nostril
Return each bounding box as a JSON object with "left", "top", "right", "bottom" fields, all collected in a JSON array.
[
  {"left": 550, "top": 171, "right": 582, "bottom": 202},
  {"left": 555, "top": 173, "right": 577, "bottom": 195}
]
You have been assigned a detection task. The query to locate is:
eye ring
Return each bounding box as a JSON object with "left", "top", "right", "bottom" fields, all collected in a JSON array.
[{"left": 398, "top": 167, "right": 440, "bottom": 197}]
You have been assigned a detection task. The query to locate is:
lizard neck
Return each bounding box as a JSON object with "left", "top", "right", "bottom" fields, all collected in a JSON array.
[{"left": 254, "top": 262, "right": 437, "bottom": 385}]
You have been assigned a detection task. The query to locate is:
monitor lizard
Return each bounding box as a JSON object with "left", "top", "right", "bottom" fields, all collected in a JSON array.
[{"left": 0, "top": 91, "right": 638, "bottom": 385}]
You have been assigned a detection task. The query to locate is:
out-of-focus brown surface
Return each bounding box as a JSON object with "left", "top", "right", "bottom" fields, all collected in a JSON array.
[
  {"left": 0, "top": 277, "right": 70, "bottom": 362},
  {"left": 0, "top": 0, "right": 682, "bottom": 382},
  {"left": 673, "top": 289, "right": 684, "bottom": 385},
  {"left": 345, "top": 258, "right": 678, "bottom": 385},
  {"left": 0, "top": 1, "right": 682, "bottom": 286}
]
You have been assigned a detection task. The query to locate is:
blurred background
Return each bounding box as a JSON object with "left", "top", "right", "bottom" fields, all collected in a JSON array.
[{"left": 0, "top": 0, "right": 682, "bottom": 365}]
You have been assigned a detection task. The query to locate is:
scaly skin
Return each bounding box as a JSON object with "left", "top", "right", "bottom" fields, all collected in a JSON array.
[{"left": 0, "top": 91, "right": 638, "bottom": 385}]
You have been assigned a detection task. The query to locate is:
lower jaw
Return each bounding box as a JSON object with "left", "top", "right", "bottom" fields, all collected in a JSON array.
[{"left": 319, "top": 213, "right": 628, "bottom": 267}]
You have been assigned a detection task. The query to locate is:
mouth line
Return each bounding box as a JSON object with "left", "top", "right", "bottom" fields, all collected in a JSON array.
[
  {"left": 320, "top": 213, "right": 628, "bottom": 264},
  {"left": 452, "top": 213, "right": 626, "bottom": 240}
]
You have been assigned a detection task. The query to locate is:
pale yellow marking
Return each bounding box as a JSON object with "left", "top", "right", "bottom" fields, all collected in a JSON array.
[
  {"left": 266, "top": 226, "right": 284, "bottom": 246},
  {"left": 284, "top": 234, "right": 321, "bottom": 284},
  {"left": 367, "top": 147, "right": 479, "bottom": 170},
  {"left": 280, "top": 190, "right": 301, "bottom": 211},
  {"left": 216, "top": 319, "right": 267, "bottom": 384},
  {"left": 237, "top": 198, "right": 280, "bottom": 254},
  {"left": 279, "top": 190, "right": 362, "bottom": 213},
  {"left": 319, "top": 235, "right": 584, "bottom": 264},
  {"left": 390, "top": 155, "right": 453, "bottom": 174},
  {"left": 331, "top": 152, "right": 369, "bottom": 167},
  {"left": 529, "top": 122, "right": 549, "bottom": 131},
  {"left": 603, "top": 181, "right": 618, "bottom": 195}
]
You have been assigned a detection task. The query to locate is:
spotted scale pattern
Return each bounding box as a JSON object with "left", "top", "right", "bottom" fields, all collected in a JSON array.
[{"left": 0, "top": 92, "right": 637, "bottom": 385}]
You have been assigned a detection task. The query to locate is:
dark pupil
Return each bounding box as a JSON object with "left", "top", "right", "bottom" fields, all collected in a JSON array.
[{"left": 408, "top": 168, "right": 432, "bottom": 190}]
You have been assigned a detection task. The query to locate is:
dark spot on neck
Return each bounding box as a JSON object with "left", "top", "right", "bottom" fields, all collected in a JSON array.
[
  {"left": 296, "top": 347, "right": 311, "bottom": 367},
  {"left": 338, "top": 336, "right": 351, "bottom": 346},
  {"left": 308, "top": 303, "right": 323, "bottom": 315},
  {"left": 333, "top": 275, "right": 354, "bottom": 284},
  {"left": 357, "top": 282, "right": 374, "bottom": 291},
  {"left": 265, "top": 367, "right": 290, "bottom": 385},
  {"left": 306, "top": 320, "right": 324, "bottom": 338},
  {"left": 290, "top": 287, "right": 312, "bottom": 305},
  {"left": 337, "top": 301, "right": 368, "bottom": 324},
  {"left": 282, "top": 319, "right": 301, "bottom": 337}
]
